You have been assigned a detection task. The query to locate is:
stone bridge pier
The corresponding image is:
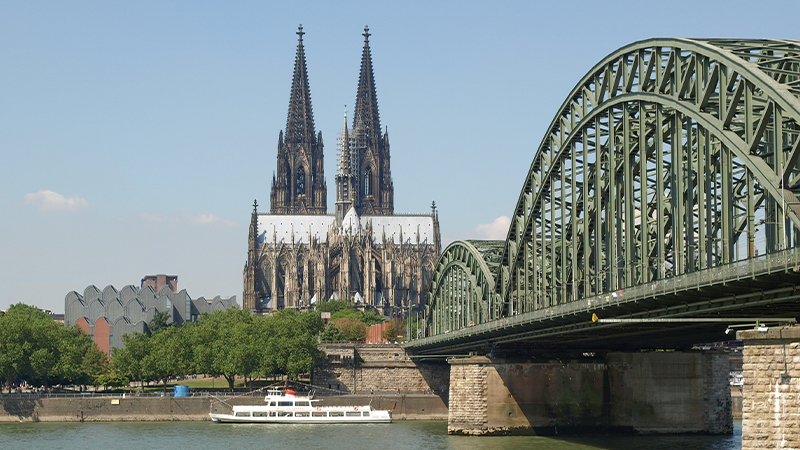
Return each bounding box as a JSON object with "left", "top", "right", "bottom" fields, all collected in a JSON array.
[
  {"left": 447, "top": 351, "right": 732, "bottom": 435},
  {"left": 738, "top": 327, "right": 800, "bottom": 450}
]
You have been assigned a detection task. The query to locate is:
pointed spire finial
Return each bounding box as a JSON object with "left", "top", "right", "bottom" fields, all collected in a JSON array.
[
  {"left": 297, "top": 24, "right": 304, "bottom": 41},
  {"left": 363, "top": 25, "right": 370, "bottom": 41},
  {"left": 253, "top": 199, "right": 258, "bottom": 211}
]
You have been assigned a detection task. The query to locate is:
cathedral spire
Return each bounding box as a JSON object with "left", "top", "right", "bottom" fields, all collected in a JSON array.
[
  {"left": 353, "top": 25, "right": 381, "bottom": 144},
  {"left": 271, "top": 25, "right": 326, "bottom": 215},
  {"left": 339, "top": 107, "right": 351, "bottom": 173},
  {"left": 285, "top": 24, "right": 316, "bottom": 145}
]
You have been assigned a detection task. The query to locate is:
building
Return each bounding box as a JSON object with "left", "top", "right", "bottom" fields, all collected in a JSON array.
[
  {"left": 243, "top": 26, "right": 441, "bottom": 315},
  {"left": 65, "top": 277, "right": 238, "bottom": 353},
  {"left": 141, "top": 274, "right": 178, "bottom": 293}
]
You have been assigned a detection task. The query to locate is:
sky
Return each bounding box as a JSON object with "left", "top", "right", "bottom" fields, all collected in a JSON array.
[{"left": 2, "top": 0, "right": 799, "bottom": 313}]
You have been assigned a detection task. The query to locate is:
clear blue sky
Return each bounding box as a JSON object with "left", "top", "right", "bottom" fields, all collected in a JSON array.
[{"left": 2, "top": 0, "right": 798, "bottom": 313}]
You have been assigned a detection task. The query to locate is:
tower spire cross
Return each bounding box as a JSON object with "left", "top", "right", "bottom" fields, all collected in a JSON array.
[
  {"left": 363, "top": 25, "right": 370, "bottom": 41},
  {"left": 297, "top": 24, "right": 304, "bottom": 41}
]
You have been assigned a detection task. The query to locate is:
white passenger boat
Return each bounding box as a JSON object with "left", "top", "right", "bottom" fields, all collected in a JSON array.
[{"left": 209, "top": 389, "right": 392, "bottom": 424}]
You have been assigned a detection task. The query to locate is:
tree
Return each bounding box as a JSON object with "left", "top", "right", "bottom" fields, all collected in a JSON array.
[
  {"left": 382, "top": 318, "right": 405, "bottom": 342},
  {"left": 358, "top": 310, "right": 384, "bottom": 326},
  {"left": 81, "top": 343, "right": 111, "bottom": 388},
  {"left": 256, "top": 310, "right": 323, "bottom": 380},
  {"left": 148, "top": 311, "right": 173, "bottom": 335},
  {"left": 142, "top": 326, "right": 191, "bottom": 391},
  {"left": 316, "top": 299, "right": 351, "bottom": 314},
  {"left": 191, "top": 308, "right": 257, "bottom": 390},
  {"left": 0, "top": 303, "right": 88, "bottom": 390},
  {"left": 110, "top": 332, "right": 151, "bottom": 388},
  {"left": 320, "top": 323, "right": 346, "bottom": 341},
  {"left": 331, "top": 318, "right": 367, "bottom": 341}
]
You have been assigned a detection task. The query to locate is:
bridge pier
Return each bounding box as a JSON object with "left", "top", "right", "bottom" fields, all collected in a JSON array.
[
  {"left": 738, "top": 327, "right": 800, "bottom": 450},
  {"left": 448, "top": 352, "right": 731, "bottom": 435}
]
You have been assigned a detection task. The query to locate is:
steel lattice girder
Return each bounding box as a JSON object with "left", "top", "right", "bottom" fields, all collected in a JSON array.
[{"left": 418, "top": 38, "right": 800, "bottom": 345}]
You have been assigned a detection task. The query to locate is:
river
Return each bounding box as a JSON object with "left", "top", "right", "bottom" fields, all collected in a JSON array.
[{"left": 1, "top": 420, "right": 742, "bottom": 450}]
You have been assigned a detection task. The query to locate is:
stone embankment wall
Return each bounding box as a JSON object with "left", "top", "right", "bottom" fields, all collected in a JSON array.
[
  {"left": 738, "top": 327, "right": 800, "bottom": 450},
  {"left": 313, "top": 344, "right": 450, "bottom": 396},
  {"left": 0, "top": 394, "right": 447, "bottom": 422},
  {"left": 448, "top": 352, "right": 731, "bottom": 436}
]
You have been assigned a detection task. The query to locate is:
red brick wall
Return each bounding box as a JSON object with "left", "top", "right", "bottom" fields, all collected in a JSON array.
[
  {"left": 93, "top": 318, "right": 110, "bottom": 354},
  {"left": 367, "top": 323, "right": 388, "bottom": 344},
  {"left": 75, "top": 317, "right": 90, "bottom": 335}
]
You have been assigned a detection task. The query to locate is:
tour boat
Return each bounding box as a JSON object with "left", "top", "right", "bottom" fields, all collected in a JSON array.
[{"left": 209, "top": 389, "right": 392, "bottom": 424}]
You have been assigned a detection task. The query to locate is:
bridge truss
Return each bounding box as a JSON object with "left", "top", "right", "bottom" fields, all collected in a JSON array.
[{"left": 412, "top": 39, "right": 800, "bottom": 353}]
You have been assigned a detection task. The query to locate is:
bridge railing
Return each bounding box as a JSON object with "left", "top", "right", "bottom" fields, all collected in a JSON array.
[{"left": 409, "top": 248, "right": 800, "bottom": 348}]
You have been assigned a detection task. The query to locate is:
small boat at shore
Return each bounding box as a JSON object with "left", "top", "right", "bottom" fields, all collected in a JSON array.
[{"left": 209, "top": 389, "right": 392, "bottom": 424}]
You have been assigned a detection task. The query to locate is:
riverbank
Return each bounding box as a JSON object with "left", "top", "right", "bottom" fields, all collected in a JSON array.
[{"left": 0, "top": 394, "right": 448, "bottom": 422}]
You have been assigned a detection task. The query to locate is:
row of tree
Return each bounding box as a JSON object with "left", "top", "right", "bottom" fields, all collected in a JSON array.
[
  {"left": 0, "top": 301, "right": 409, "bottom": 392},
  {"left": 110, "top": 308, "right": 324, "bottom": 390},
  {"left": 0, "top": 304, "right": 109, "bottom": 391}
]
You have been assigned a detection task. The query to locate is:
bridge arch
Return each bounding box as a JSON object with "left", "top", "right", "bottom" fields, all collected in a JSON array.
[
  {"left": 424, "top": 240, "right": 503, "bottom": 335},
  {"left": 423, "top": 38, "right": 800, "bottom": 339}
]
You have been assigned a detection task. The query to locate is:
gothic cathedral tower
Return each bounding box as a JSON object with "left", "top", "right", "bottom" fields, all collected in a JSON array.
[
  {"left": 271, "top": 25, "right": 327, "bottom": 215},
  {"left": 345, "top": 26, "right": 394, "bottom": 216}
]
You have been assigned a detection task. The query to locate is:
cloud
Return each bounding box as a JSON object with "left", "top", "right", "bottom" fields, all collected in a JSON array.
[
  {"left": 23, "top": 190, "right": 88, "bottom": 212},
  {"left": 137, "top": 210, "right": 238, "bottom": 227},
  {"left": 189, "top": 211, "right": 238, "bottom": 227},
  {"left": 474, "top": 216, "right": 511, "bottom": 240}
]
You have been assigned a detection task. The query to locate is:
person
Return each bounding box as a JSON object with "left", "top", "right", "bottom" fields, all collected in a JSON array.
[
  {"left": 370, "top": 388, "right": 373, "bottom": 396},
  {"left": 397, "top": 387, "right": 400, "bottom": 394}
]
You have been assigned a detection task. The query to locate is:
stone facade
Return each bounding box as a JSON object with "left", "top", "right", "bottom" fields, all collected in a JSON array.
[
  {"left": 312, "top": 344, "right": 449, "bottom": 395},
  {"left": 738, "top": 327, "right": 800, "bottom": 450},
  {"left": 447, "top": 352, "right": 732, "bottom": 436},
  {"left": 244, "top": 27, "right": 440, "bottom": 314}
]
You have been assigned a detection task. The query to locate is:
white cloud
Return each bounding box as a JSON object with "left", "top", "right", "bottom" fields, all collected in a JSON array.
[
  {"left": 474, "top": 216, "right": 511, "bottom": 240},
  {"left": 23, "top": 190, "right": 88, "bottom": 212},
  {"left": 138, "top": 210, "right": 238, "bottom": 227},
  {"left": 189, "top": 211, "right": 238, "bottom": 227}
]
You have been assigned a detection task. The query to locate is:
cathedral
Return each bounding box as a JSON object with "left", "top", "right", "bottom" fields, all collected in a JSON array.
[{"left": 243, "top": 26, "right": 441, "bottom": 315}]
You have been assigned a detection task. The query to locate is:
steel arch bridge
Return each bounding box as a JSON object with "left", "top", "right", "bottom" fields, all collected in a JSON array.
[{"left": 409, "top": 38, "right": 800, "bottom": 354}]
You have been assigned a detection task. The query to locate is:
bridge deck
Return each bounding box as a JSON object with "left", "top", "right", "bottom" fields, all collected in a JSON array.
[{"left": 409, "top": 250, "right": 800, "bottom": 354}]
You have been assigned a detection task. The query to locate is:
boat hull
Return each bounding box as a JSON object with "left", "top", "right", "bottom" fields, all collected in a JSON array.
[{"left": 209, "top": 413, "right": 391, "bottom": 424}]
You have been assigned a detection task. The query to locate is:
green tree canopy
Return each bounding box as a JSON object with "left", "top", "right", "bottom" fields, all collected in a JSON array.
[
  {"left": 0, "top": 304, "right": 91, "bottom": 389},
  {"left": 147, "top": 311, "right": 173, "bottom": 335},
  {"left": 320, "top": 323, "right": 346, "bottom": 341}
]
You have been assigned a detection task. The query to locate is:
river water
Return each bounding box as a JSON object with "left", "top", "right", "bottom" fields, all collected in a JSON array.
[{"left": 1, "top": 420, "right": 742, "bottom": 450}]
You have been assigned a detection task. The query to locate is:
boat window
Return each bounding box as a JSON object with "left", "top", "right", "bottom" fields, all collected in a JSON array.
[
  {"left": 362, "top": 411, "right": 370, "bottom": 416},
  {"left": 278, "top": 401, "right": 293, "bottom": 407},
  {"left": 295, "top": 401, "right": 310, "bottom": 407},
  {"left": 269, "top": 412, "right": 277, "bottom": 417},
  {"left": 346, "top": 412, "right": 360, "bottom": 417},
  {"left": 295, "top": 412, "right": 309, "bottom": 417},
  {"left": 312, "top": 412, "right": 327, "bottom": 417},
  {"left": 253, "top": 412, "right": 269, "bottom": 417},
  {"left": 278, "top": 411, "right": 293, "bottom": 417},
  {"left": 328, "top": 411, "right": 343, "bottom": 417},
  {"left": 234, "top": 412, "right": 251, "bottom": 417}
]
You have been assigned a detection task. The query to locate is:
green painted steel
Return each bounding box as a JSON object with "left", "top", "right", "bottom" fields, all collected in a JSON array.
[{"left": 416, "top": 38, "right": 800, "bottom": 345}]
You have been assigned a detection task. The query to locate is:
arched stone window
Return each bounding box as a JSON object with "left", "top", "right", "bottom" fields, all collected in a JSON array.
[
  {"left": 364, "top": 169, "right": 371, "bottom": 196},
  {"left": 284, "top": 163, "right": 290, "bottom": 188},
  {"left": 296, "top": 166, "right": 305, "bottom": 195}
]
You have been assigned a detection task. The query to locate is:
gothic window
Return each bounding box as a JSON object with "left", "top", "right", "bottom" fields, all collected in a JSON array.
[
  {"left": 364, "top": 169, "right": 371, "bottom": 196},
  {"left": 284, "top": 164, "right": 290, "bottom": 188},
  {"left": 296, "top": 166, "right": 305, "bottom": 195}
]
